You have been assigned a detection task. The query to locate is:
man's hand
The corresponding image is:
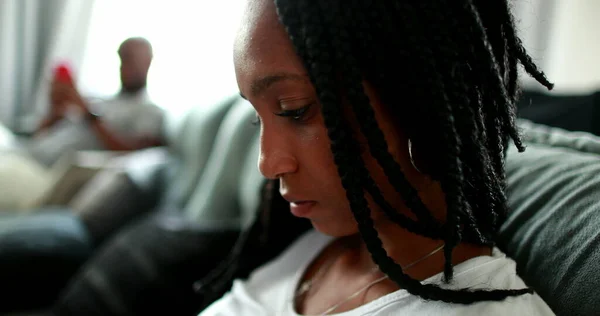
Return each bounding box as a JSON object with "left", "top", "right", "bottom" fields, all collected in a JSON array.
[
  {"left": 36, "top": 80, "right": 89, "bottom": 135},
  {"left": 50, "top": 80, "right": 87, "bottom": 112}
]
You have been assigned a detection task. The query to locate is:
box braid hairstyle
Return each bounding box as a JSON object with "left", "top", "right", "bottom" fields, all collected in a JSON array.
[{"left": 273, "top": 0, "right": 553, "bottom": 304}]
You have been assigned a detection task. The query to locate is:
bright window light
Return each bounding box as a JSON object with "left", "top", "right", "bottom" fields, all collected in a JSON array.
[{"left": 78, "top": 0, "right": 244, "bottom": 113}]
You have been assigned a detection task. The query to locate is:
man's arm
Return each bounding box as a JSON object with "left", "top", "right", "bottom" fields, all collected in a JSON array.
[
  {"left": 58, "top": 82, "right": 164, "bottom": 151},
  {"left": 87, "top": 116, "right": 164, "bottom": 151},
  {"left": 36, "top": 84, "right": 70, "bottom": 135},
  {"left": 35, "top": 115, "right": 63, "bottom": 135}
]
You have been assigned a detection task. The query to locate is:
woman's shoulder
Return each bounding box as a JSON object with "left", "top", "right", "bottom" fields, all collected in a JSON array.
[
  {"left": 433, "top": 248, "right": 555, "bottom": 315},
  {"left": 475, "top": 293, "right": 555, "bottom": 315},
  {"left": 366, "top": 292, "right": 555, "bottom": 316},
  {"left": 360, "top": 279, "right": 555, "bottom": 315},
  {"left": 343, "top": 248, "right": 556, "bottom": 316}
]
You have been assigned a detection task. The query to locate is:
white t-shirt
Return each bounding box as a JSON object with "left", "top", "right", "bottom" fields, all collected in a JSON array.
[
  {"left": 90, "top": 90, "right": 163, "bottom": 143},
  {"left": 27, "top": 90, "right": 164, "bottom": 166},
  {"left": 200, "top": 230, "right": 555, "bottom": 316}
]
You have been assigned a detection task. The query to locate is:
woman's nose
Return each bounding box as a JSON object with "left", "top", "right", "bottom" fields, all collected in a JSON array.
[{"left": 258, "top": 131, "right": 298, "bottom": 179}]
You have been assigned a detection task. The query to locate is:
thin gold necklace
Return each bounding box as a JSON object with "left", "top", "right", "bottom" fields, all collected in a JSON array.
[{"left": 295, "top": 243, "right": 445, "bottom": 315}]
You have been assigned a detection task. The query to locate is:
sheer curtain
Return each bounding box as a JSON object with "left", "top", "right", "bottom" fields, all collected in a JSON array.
[{"left": 0, "top": 0, "right": 96, "bottom": 132}]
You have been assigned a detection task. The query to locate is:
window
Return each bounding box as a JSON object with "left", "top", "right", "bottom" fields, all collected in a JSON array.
[
  {"left": 78, "top": 0, "right": 244, "bottom": 113},
  {"left": 79, "top": 0, "right": 600, "bottom": 106}
]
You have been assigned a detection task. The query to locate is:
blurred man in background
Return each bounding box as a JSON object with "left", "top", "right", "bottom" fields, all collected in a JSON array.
[{"left": 0, "top": 37, "right": 165, "bottom": 211}]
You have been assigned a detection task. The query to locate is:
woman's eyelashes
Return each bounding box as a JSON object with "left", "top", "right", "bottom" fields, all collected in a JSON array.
[
  {"left": 275, "top": 103, "right": 314, "bottom": 122},
  {"left": 250, "top": 103, "right": 315, "bottom": 126}
]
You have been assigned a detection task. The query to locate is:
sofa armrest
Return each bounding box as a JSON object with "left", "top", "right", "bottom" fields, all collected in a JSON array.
[
  {"left": 0, "top": 211, "right": 92, "bottom": 313},
  {"left": 69, "top": 148, "right": 170, "bottom": 244},
  {"left": 499, "top": 120, "right": 600, "bottom": 316}
]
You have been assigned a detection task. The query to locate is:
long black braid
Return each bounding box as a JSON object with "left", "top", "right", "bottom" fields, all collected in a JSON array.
[
  {"left": 332, "top": 0, "right": 474, "bottom": 280},
  {"left": 274, "top": 0, "right": 553, "bottom": 304}
]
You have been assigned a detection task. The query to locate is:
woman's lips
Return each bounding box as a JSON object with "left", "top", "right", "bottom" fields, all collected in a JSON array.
[{"left": 289, "top": 201, "right": 316, "bottom": 217}]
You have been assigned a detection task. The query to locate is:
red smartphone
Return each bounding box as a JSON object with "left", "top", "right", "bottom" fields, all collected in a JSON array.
[{"left": 53, "top": 62, "right": 74, "bottom": 84}]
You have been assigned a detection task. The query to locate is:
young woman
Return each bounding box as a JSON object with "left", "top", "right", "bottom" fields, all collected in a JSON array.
[{"left": 199, "top": 0, "right": 556, "bottom": 314}]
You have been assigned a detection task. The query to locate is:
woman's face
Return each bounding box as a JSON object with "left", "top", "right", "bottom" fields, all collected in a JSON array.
[{"left": 234, "top": 0, "right": 433, "bottom": 237}]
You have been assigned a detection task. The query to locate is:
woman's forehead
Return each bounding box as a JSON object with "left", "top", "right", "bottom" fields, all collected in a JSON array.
[
  {"left": 234, "top": 0, "right": 305, "bottom": 90},
  {"left": 235, "top": 0, "right": 280, "bottom": 62}
]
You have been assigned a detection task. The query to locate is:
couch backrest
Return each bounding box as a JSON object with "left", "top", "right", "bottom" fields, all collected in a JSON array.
[
  {"left": 182, "top": 97, "right": 262, "bottom": 230},
  {"left": 123, "top": 95, "right": 262, "bottom": 230},
  {"left": 160, "top": 96, "right": 239, "bottom": 209}
]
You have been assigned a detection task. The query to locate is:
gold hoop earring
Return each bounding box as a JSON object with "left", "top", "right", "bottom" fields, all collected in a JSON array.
[{"left": 408, "top": 139, "right": 422, "bottom": 174}]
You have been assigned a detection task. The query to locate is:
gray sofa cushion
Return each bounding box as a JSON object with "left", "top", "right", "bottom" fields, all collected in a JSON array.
[{"left": 499, "top": 120, "right": 600, "bottom": 316}]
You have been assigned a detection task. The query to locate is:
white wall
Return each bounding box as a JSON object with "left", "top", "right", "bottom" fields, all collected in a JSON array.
[
  {"left": 515, "top": 0, "right": 600, "bottom": 93},
  {"left": 545, "top": 0, "right": 600, "bottom": 93},
  {"left": 513, "top": 0, "right": 557, "bottom": 90}
]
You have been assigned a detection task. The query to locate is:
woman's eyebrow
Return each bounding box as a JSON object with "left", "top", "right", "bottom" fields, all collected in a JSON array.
[{"left": 250, "top": 73, "right": 307, "bottom": 97}]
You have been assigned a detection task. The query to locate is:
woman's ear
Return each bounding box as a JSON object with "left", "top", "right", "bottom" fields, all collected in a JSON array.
[{"left": 407, "top": 136, "right": 443, "bottom": 182}]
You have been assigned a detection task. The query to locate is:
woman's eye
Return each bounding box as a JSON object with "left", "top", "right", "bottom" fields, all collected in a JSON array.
[{"left": 275, "top": 103, "right": 313, "bottom": 121}]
